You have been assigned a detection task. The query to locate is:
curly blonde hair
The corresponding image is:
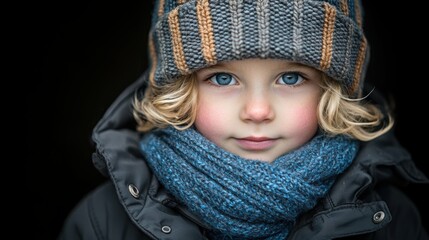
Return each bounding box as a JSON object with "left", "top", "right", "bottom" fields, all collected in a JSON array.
[
  {"left": 133, "top": 74, "right": 198, "bottom": 132},
  {"left": 133, "top": 73, "right": 393, "bottom": 141},
  {"left": 317, "top": 75, "right": 393, "bottom": 140}
]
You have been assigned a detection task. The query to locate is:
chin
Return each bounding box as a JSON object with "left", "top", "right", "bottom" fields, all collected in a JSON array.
[{"left": 243, "top": 155, "right": 275, "bottom": 163}]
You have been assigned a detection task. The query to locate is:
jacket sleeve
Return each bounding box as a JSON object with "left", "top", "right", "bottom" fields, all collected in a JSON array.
[
  {"left": 373, "top": 185, "right": 429, "bottom": 240},
  {"left": 57, "top": 188, "right": 102, "bottom": 240},
  {"left": 57, "top": 181, "right": 152, "bottom": 240}
]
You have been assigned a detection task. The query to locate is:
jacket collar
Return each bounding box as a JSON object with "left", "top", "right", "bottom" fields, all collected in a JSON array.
[
  {"left": 91, "top": 72, "right": 207, "bottom": 239},
  {"left": 289, "top": 130, "right": 428, "bottom": 239}
]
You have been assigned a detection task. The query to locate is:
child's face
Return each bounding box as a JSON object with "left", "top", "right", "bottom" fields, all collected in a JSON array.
[{"left": 194, "top": 58, "right": 322, "bottom": 162}]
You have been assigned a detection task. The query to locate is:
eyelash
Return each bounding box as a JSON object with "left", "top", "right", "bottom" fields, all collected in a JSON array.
[
  {"left": 204, "top": 72, "right": 237, "bottom": 87},
  {"left": 204, "top": 71, "right": 308, "bottom": 87},
  {"left": 276, "top": 71, "right": 307, "bottom": 87}
]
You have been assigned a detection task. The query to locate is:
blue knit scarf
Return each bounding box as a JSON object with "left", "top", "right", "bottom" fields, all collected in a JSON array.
[{"left": 140, "top": 127, "right": 358, "bottom": 239}]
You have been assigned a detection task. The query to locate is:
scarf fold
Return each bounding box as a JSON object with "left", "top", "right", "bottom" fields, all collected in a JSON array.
[{"left": 140, "top": 127, "right": 358, "bottom": 239}]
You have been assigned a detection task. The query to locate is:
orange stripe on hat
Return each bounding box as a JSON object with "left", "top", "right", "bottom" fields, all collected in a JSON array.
[
  {"left": 354, "top": 0, "right": 362, "bottom": 28},
  {"left": 340, "top": 0, "right": 349, "bottom": 16},
  {"left": 197, "top": 0, "right": 216, "bottom": 65},
  {"left": 158, "top": 0, "right": 165, "bottom": 17},
  {"left": 320, "top": 3, "right": 336, "bottom": 71},
  {"left": 169, "top": 8, "right": 189, "bottom": 75},
  {"left": 351, "top": 37, "right": 367, "bottom": 94},
  {"left": 148, "top": 32, "right": 157, "bottom": 85}
]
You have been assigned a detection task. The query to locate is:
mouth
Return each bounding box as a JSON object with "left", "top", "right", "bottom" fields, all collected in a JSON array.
[{"left": 235, "top": 136, "right": 278, "bottom": 151}]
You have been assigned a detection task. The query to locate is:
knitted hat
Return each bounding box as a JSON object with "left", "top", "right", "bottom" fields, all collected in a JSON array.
[{"left": 147, "top": 0, "right": 368, "bottom": 96}]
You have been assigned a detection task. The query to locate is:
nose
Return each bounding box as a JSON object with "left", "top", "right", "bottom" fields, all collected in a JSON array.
[{"left": 240, "top": 91, "right": 274, "bottom": 123}]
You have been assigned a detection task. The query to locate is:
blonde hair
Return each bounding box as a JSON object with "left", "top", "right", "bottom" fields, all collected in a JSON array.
[
  {"left": 317, "top": 75, "right": 393, "bottom": 141},
  {"left": 133, "top": 75, "right": 198, "bottom": 132},
  {"left": 133, "top": 74, "right": 393, "bottom": 141}
]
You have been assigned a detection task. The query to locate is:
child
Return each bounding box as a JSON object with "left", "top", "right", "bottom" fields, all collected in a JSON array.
[{"left": 58, "top": 0, "right": 429, "bottom": 239}]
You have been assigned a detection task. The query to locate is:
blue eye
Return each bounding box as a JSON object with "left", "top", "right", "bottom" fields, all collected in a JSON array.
[
  {"left": 209, "top": 73, "right": 236, "bottom": 86},
  {"left": 278, "top": 72, "right": 304, "bottom": 86}
]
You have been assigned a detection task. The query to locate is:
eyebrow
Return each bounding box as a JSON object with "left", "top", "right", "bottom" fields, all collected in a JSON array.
[
  {"left": 196, "top": 60, "right": 322, "bottom": 81},
  {"left": 197, "top": 64, "right": 228, "bottom": 74},
  {"left": 203, "top": 60, "right": 310, "bottom": 72},
  {"left": 278, "top": 61, "right": 309, "bottom": 69},
  {"left": 204, "top": 63, "right": 227, "bottom": 70}
]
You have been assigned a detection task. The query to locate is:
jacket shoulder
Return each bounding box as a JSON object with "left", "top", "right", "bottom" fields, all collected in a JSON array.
[{"left": 57, "top": 181, "right": 151, "bottom": 240}]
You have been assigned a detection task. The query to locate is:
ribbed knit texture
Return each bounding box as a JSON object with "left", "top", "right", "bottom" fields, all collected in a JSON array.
[
  {"left": 140, "top": 127, "right": 359, "bottom": 239},
  {"left": 148, "top": 0, "right": 368, "bottom": 96}
]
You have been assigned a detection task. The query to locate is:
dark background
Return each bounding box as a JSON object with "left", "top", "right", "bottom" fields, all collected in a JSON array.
[{"left": 29, "top": 1, "right": 428, "bottom": 239}]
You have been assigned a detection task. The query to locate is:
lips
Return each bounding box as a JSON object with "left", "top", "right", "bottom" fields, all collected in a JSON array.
[{"left": 235, "top": 136, "right": 278, "bottom": 151}]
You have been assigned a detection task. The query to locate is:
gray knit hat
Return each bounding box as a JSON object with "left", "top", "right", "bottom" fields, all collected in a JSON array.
[{"left": 148, "top": 0, "right": 368, "bottom": 95}]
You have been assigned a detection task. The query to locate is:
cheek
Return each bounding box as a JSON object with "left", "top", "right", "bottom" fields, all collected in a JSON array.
[
  {"left": 194, "top": 97, "right": 227, "bottom": 140},
  {"left": 295, "top": 107, "right": 318, "bottom": 129},
  {"left": 195, "top": 106, "right": 216, "bottom": 130},
  {"left": 288, "top": 102, "right": 319, "bottom": 138}
]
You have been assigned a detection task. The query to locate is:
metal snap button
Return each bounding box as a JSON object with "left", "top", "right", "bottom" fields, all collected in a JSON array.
[
  {"left": 161, "top": 225, "right": 172, "bottom": 234},
  {"left": 128, "top": 184, "right": 140, "bottom": 198},
  {"left": 372, "top": 211, "right": 385, "bottom": 223}
]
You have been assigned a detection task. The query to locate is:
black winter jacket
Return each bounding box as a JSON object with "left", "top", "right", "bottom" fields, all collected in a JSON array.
[{"left": 58, "top": 72, "right": 429, "bottom": 240}]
